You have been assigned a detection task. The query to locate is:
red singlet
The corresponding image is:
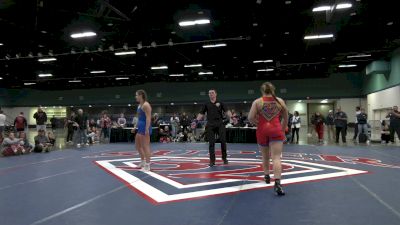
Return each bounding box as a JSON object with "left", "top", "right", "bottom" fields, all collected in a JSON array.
[{"left": 256, "top": 96, "right": 285, "bottom": 146}]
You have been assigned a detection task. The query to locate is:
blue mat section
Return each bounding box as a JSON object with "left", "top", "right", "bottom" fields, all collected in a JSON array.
[{"left": 1, "top": 143, "right": 400, "bottom": 225}]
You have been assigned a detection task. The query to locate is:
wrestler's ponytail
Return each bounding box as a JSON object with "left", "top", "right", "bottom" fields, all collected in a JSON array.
[{"left": 260, "top": 82, "right": 282, "bottom": 109}]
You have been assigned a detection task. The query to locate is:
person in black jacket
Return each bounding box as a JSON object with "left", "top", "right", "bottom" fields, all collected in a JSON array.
[
  {"left": 33, "top": 108, "right": 48, "bottom": 132},
  {"left": 197, "top": 89, "right": 231, "bottom": 166},
  {"left": 356, "top": 108, "right": 370, "bottom": 144}
]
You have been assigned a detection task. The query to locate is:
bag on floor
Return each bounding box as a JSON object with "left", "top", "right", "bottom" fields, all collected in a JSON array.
[{"left": 358, "top": 133, "right": 367, "bottom": 143}]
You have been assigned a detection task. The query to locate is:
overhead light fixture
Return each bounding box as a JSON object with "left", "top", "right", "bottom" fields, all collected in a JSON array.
[
  {"left": 312, "top": 6, "right": 332, "bottom": 12},
  {"left": 0, "top": 43, "right": 3, "bottom": 46},
  {"left": 304, "top": 34, "right": 334, "bottom": 40},
  {"left": 68, "top": 80, "right": 82, "bottom": 83},
  {"left": 336, "top": 3, "right": 352, "bottom": 9},
  {"left": 38, "top": 73, "right": 53, "bottom": 77},
  {"left": 347, "top": 54, "right": 371, "bottom": 59},
  {"left": 387, "top": 21, "right": 394, "bottom": 26},
  {"left": 151, "top": 66, "right": 168, "bottom": 70},
  {"left": 90, "top": 70, "right": 106, "bottom": 74},
  {"left": 70, "top": 31, "right": 97, "bottom": 39},
  {"left": 169, "top": 74, "right": 184, "bottom": 77},
  {"left": 321, "top": 99, "right": 329, "bottom": 103},
  {"left": 184, "top": 64, "right": 202, "bottom": 68},
  {"left": 115, "top": 51, "right": 136, "bottom": 56},
  {"left": 108, "top": 105, "right": 112, "bottom": 107},
  {"left": 298, "top": 100, "right": 302, "bottom": 103},
  {"left": 179, "top": 19, "right": 210, "bottom": 27},
  {"left": 198, "top": 71, "right": 213, "bottom": 75},
  {"left": 338, "top": 64, "right": 357, "bottom": 68},
  {"left": 202, "top": 43, "right": 227, "bottom": 48},
  {"left": 257, "top": 69, "right": 274, "bottom": 72},
  {"left": 24, "top": 82, "right": 36, "bottom": 86},
  {"left": 89, "top": 105, "right": 92, "bottom": 108},
  {"left": 38, "top": 58, "right": 57, "bottom": 62},
  {"left": 116, "top": 77, "right": 129, "bottom": 80},
  {"left": 253, "top": 60, "right": 273, "bottom": 63},
  {"left": 128, "top": 104, "right": 132, "bottom": 107},
  {"left": 194, "top": 102, "right": 198, "bottom": 105},
  {"left": 0, "top": 77, "right": 2, "bottom": 80}
]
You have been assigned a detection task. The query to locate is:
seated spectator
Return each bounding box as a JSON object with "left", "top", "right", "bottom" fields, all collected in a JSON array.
[
  {"left": 19, "top": 132, "right": 33, "bottom": 153},
  {"left": 159, "top": 126, "right": 172, "bottom": 143},
  {"left": 48, "top": 131, "right": 56, "bottom": 145},
  {"left": 381, "top": 120, "right": 391, "bottom": 144},
  {"left": 34, "top": 130, "right": 52, "bottom": 153},
  {"left": 2, "top": 132, "right": 26, "bottom": 156},
  {"left": 117, "top": 113, "right": 127, "bottom": 128},
  {"left": 87, "top": 127, "right": 99, "bottom": 144}
]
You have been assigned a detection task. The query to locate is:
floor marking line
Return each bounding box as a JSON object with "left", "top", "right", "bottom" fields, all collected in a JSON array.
[
  {"left": 351, "top": 177, "right": 400, "bottom": 220},
  {"left": 0, "top": 170, "right": 76, "bottom": 191},
  {"left": 29, "top": 185, "right": 126, "bottom": 225}
]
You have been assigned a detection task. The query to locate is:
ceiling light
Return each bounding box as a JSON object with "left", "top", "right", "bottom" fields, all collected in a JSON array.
[
  {"left": 304, "top": 34, "right": 334, "bottom": 40},
  {"left": 68, "top": 80, "right": 82, "bottom": 83},
  {"left": 387, "top": 21, "right": 394, "bottom": 26},
  {"left": 128, "top": 104, "right": 131, "bottom": 107},
  {"left": 38, "top": 58, "right": 57, "bottom": 62},
  {"left": 199, "top": 71, "right": 213, "bottom": 75},
  {"left": 24, "top": 82, "right": 36, "bottom": 86},
  {"left": 184, "top": 64, "right": 202, "bottom": 68},
  {"left": 321, "top": 99, "right": 329, "bottom": 103},
  {"left": 285, "top": 1, "right": 291, "bottom": 5},
  {"left": 253, "top": 60, "right": 273, "bottom": 63},
  {"left": 0, "top": 77, "right": 2, "bottom": 80},
  {"left": 298, "top": 100, "right": 302, "bottom": 103},
  {"left": 347, "top": 54, "right": 371, "bottom": 58},
  {"left": 108, "top": 105, "right": 112, "bottom": 107},
  {"left": 70, "top": 31, "right": 97, "bottom": 39},
  {"left": 115, "top": 51, "right": 136, "bottom": 56},
  {"left": 89, "top": 105, "right": 92, "bottom": 108},
  {"left": 169, "top": 74, "right": 184, "bottom": 77},
  {"left": 38, "top": 73, "right": 53, "bottom": 77},
  {"left": 151, "top": 66, "right": 168, "bottom": 70},
  {"left": 312, "top": 6, "right": 332, "bottom": 12},
  {"left": 257, "top": 69, "right": 274, "bottom": 72},
  {"left": 116, "top": 77, "right": 129, "bottom": 80},
  {"left": 179, "top": 19, "right": 210, "bottom": 27},
  {"left": 338, "top": 64, "right": 357, "bottom": 68},
  {"left": 90, "top": 70, "right": 106, "bottom": 74},
  {"left": 336, "top": 3, "right": 352, "bottom": 9},
  {"left": 0, "top": 43, "right": 3, "bottom": 46},
  {"left": 284, "top": 32, "right": 290, "bottom": 35},
  {"left": 194, "top": 102, "right": 198, "bottom": 105},
  {"left": 202, "top": 43, "right": 227, "bottom": 48},
  {"left": 41, "top": 30, "right": 47, "bottom": 34}
]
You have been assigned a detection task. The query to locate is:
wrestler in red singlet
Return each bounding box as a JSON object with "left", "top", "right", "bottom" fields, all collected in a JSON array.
[{"left": 249, "top": 82, "right": 288, "bottom": 196}]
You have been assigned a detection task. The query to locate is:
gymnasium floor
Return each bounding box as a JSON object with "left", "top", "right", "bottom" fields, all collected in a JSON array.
[{"left": 1, "top": 141, "right": 400, "bottom": 225}]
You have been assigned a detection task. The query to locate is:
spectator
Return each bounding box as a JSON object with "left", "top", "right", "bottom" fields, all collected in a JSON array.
[
  {"left": 88, "top": 119, "right": 97, "bottom": 130},
  {"left": 87, "top": 127, "right": 99, "bottom": 144},
  {"left": 74, "top": 109, "right": 89, "bottom": 148},
  {"left": 326, "top": 110, "right": 335, "bottom": 140},
  {"left": 353, "top": 106, "right": 361, "bottom": 141},
  {"left": 159, "top": 126, "right": 172, "bottom": 143},
  {"left": 34, "top": 130, "right": 52, "bottom": 153},
  {"left": 14, "top": 112, "right": 27, "bottom": 136},
  {"left": 100, "top": 113, "right": 111, "bottom": 141},
  {"left": 33, "top": 107, "right": 48, "bottom": 132},
  {"left": 356, "top": 108, "right": 370, "bottom": 144},
  {"left": 50, "top": 115, "right": 57, "bottom": 131},
  {"left": 2, "top": 132, "right": 25, "bottom": 156},
  {"left": 117, "top": 113, "right": 127, "bottom": 127},
  {"left": 19, "top": 132, "right": 33, "bottom": 152},
  {"left": 152, "top": 113, "right": 161, "bottom": 127},
  {"left": 48, "top": 131, "right": 56, "bottom": 145},
  {"left": 314, "top": 112, "right": 325, "bottom": 143},
  {"left": 132, "top": 115, "right": 138, "bottom": 128},
  {"left": 334, "top": 107, "right": 348, "bottom": 143},
  {"left": 180, "top": 112, "right": 190, "bottom": 132},
  {"left": 288, "top": 111, "right": 294, "bottom": 132},
  {"left": 0, "top": 110, "right": 6, "bottom": 135},
  {"left": 65, "top": 112, "right": 75, "bottom": 144},
  {"left": 290, "top": 111, "right": 301, "bottom": 144},
  {"left": 386, "top": 106, "right": 400, "bottom": 144},
  {"left": 381, "top": 121, "right": 390, "bottom": 144},
  {"left": 170, "top": 113, "right": 180, "bottom": 138},
  {"left": 308, "top": 114, "right": 316, "bottom": 138}
]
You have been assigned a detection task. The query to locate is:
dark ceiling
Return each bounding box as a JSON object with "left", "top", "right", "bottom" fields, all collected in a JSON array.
[{"left": 0, "top": 0, "right": 399, "bottom": 90}]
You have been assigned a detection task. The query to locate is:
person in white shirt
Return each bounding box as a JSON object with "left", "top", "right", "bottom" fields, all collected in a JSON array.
[
  {"left": 170, "top": 113, "right": 180, "bottom": 138},
  {"left": 353, "top": 106, "right": 361, "bottom": 141},
  {"left": 117, "top": 113, "right": 127, "bottom": 127},
  {"left": 0, "top": 110, "right": 6, "bottom": 135},
  {"left": 290, "top": 111, "right": 301, "bottom": 144}
]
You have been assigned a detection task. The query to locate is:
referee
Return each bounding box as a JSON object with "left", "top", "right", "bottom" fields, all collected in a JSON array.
[{"left": 197, "top": 89, "right": 231, "bottom": 166}]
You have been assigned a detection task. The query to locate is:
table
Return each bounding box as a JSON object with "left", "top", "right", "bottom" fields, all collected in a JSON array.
[
  {"left": 110, "top": 127, "right": 159, "bottom": 143},
  {"left": 226, "top": 127, "right": 257, "bottom": 143}
]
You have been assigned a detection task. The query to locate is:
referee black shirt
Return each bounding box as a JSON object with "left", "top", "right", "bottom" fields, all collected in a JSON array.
[{"left": 200, "top": 100, "right": 227, "bottom": 126}]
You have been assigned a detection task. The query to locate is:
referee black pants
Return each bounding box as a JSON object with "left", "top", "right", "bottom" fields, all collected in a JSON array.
[{"left": 207, "top": 123, "right": 227, "bottom": 162}]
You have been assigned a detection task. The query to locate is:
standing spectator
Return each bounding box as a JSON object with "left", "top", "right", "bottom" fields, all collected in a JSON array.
[
  {"left": 132, "top": 115, "right": 138, "bottom": 128},
  {"left": 326, "top": 110, "right": 335, "bottom": 140},
  {"left": 14, "top": 112, "right": 27, "bottom": 135},
  {"left": 180, "top": 112, "right": 190, "bottom": 132},
  {"left": 356, "top": 108, "right": 370, "bottom": 144},
  {"left": 117, "top": 113, "right": 127, "bottom": 127},
  {"left": 288, "top": 111, "right": 294, "bottom": 132},
  {"left": 290, "top": 111, "right": 301, "bottom": 144},
  {"left": 74, "top": 109, "right": 89, "bottom": 148},
  {"left": 34, "top": 129, "right": 52, "bottom": 153},
  {"left": 0, "top": 110, "right": 6, "bottom": 135},
  {"left": 334, "top": 107, "right": 348, "bottom": 143},
  {"left": 50, "top": 115, "right": 57, "bottom": 131},
  {"left": 386, "top": 106, "right": 400, "bottom": 144},
  {"left": 2, "top": 132, "right": 25, "bottom": 156},
  {"left": 353, "top": 106, "right": 361, "bottom": 141},
  {"left": 314, "top": 112, "right": 325, "bottom": 143},
  {"left": 33, "top": 107, "right": 48, "bottom": 132},
  {"left": 381, "top": 121, "right": 391, "bottom": 144},
  {"left": 152, "top": 113, "right": 161, "bottom": 127},
  {"left": 170, "top": 113, "right": 180, "bottom": 138},
  {"left": 65, "top": 112, "right": 75, "bottom": 144},
  {"left": 100, "top": 113, "right": 111, "bottom": 141}
]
